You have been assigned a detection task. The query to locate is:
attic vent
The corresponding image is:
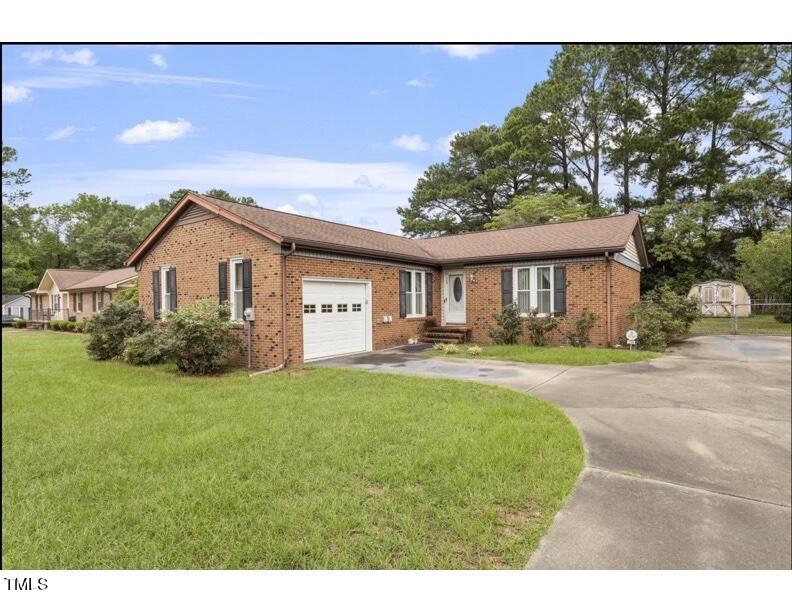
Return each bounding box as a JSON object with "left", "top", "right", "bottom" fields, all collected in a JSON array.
[{"left": 174, "top": 204, "right": 217, "bottom": 227}]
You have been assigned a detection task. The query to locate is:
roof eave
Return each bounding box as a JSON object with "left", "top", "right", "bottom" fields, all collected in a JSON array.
[
  {"left": 124, "top": 192, "right": 284, "bottom": 267},
  {"left": 287, "top": 238, "right": 439, "bottom": 266},
  {"left": 436, "top": 246, "right": 626, "bottom": 266}
]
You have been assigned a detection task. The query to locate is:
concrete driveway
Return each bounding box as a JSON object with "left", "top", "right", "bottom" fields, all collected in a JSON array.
[{"left": 317, "top": 335, "right": 792, "bottom": 569}]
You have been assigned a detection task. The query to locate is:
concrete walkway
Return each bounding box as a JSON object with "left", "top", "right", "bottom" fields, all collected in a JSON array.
[{"left": 316, "top": 335, "right": 792, "bottom": 569}]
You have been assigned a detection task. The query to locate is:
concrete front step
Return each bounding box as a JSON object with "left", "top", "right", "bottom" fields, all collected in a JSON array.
[{"left": 419, "top": 336, "right": 463, "bottom": 344}]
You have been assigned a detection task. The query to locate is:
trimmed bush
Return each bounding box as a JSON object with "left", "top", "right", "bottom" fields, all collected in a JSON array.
[
  {"left": 628, "top": 286, "right": 699, "bottom": 350},
  {"left": 564, "top": 309, "right": 598, "bottom": 347},
  {"left": 85, "top": 301, "right": 152, "bottom": 360},
  {"left": 12, "top": 319, "right": 26, "bottom": 329},
  {"left": 523, "top": 309, "right": 560, "bottom": 346},
  {"left": 74, "top": 320, "right": 86, "bottom": 333},
  {"left": 49, "top": 320, "right": 63, "bottom": 331},
  {"left": 64, "top": 321, "right": 76, "bottom": 332},
  {"left": 123, "top": 328, "right": 171, "bottom": 366},
  {"left": 489, "top": 303, "right": 523, "bottom": 345},
  {"left": 163, "top": 299, "right": 241, "bottom": 374}
]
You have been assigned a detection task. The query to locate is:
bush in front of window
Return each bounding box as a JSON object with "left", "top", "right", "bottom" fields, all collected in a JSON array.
[
  {"left": 12, "top": 319, "right": 27, "bottom": 328},
  {"left": 523, "top": 309, "right": 560, "bottom": 346},
  {"left": 489, "top": 303, "right": 523, "bottom": 345},
  {"left": 123, "top": 328, "right": 172, "bottom": 366},
  {"left": 563, "top": 309, "right": 598, "bottom": 347},
  {"left": 628, "top": 286, "right": 699, "bottom": 350},
  {"left": 162, "top": 299, "right": 241, "bottom": 375},
  {"left": 85, "top": 301, "right": 152, "bottom": 360},
  {"left": 74, "top": 320, "right": 86, "bottom": 333}
]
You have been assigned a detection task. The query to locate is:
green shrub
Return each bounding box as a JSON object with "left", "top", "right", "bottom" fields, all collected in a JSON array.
[
  {"left": 433, "top": 342, "right": 446, "bottom": 351},
  {"left": 115, "top": 281, "right": 139, "bottom": 305},
  {"left": 441, "top": 343, "right": 460, "bottom": 354},
  {"left": 489, "top": 303, "right": 523, "bottom": 345},
  {"left": 123, "top": 328, "right": 172, "bottom": 366},
  {"left": 12, "top": 319, "right": 26, "bottom": 329},
  {"left": 774, "top": 305, "right": 791, "bottom": 324},
  {"left": 74, "top": 320, "right": 86, "bottom": 333},
  {"left": 564, "top": 309, "right": 598, "bottom": 347},
  {"left": 85, "top": 301, "right": 152, "bottom": 360},
  {"left": 467, "top": 345, "right": 482, "bottom": 356},
  {"left": 523, "top": 309, "right": 560, "bottom": 346},
  {"left": 163, "top": 299, "right": 241, "bottom": 374},
  {"left": 49, "top": 320, "right": 63, "bottom": 331},
  {"left": 64, "top": 321, "right": 76, "bottom": 332},
  {"left": 628, "top": 286, "right": 699, "bottom": 350}
]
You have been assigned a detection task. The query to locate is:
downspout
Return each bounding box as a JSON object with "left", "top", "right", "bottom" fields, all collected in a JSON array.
[
  {"left": 251, "top": 241, "right": 296, "bottom": 377},
  {"left": 604, "top": 251, "right": 612, "bottom": 346}
]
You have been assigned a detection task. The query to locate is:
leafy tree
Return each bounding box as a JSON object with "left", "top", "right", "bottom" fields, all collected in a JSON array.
[
  {"left": 735, "top": 227, "right": 792, "bottom": 301},
  {"left": 2, "top": 145, "right": 31, "bottom": 207},
  {"left": 484, "top": 194, "right": 603, "bottom": 229},
  {"left": 628, "top": 286, "right": 699, "bottom": 350},
  {"left": 399, "top": 125, "right": 533, "bottom": 235}
]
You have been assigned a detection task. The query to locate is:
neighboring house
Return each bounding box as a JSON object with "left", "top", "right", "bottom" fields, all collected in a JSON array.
[
  {"left": 688, "top": 280, "right": 751, "bottom": 318},
  {"left": 125, "top": 192, "right": 648, "bottom": 369},
  {"left": 2, "top": 294, "right": 31, "bottom": 324},
  {"left": 26, "top": 267, "right": 138, "bottom": 324}
]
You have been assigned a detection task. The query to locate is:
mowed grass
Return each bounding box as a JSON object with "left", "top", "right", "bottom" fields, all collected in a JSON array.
[
  {"left": 2, "top": 330, "right": 583, "bottom": 569},
  {"left": 425, "top": 343, "right": 660, "bottom": 366},
  {"left": 689, "top": 314, "right": 791, "bottom": 336}
]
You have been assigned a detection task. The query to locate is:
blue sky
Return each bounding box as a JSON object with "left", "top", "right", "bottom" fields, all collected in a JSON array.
[{"left": 2, "top": 44, "right": 559, "bottom": 233}]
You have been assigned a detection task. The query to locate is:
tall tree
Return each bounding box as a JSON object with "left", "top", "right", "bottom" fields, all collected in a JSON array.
[
  {"left": 547, "top": 45, "right": 612, "bottom": 206},
  {"left": 604, "top": 46, "right": 648, "bottom": 212},
  {"left": 399, "top": 125, "right": 534, "bottom": 235},
  {"left": 633, "top": 44, "right": 704, "bottom": 205}
]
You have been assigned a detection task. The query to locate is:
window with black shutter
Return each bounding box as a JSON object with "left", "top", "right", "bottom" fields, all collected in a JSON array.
[
  {"left": 242, "top": 259, "right": 252, "bottom": 318},
  {"left": 398, "top": 271, "right": 409, "bottom": 318},
  {"left": 501, "top": 268, "right": 513, "bottom": 309},
  {"left": 553, "top": 266, "right": 566, "bottom": 315},
  {"left": 167, "top": 268, "right": 177, "bottom": 311},
  {"left": 218, "top": 261, "right": 228, "bottom": 304},
  {"left": 425, "top": 272, "right": 434, "bottom": 316},
  {"left": 152, "top": 269, "right": 161, "bottom": 318}
]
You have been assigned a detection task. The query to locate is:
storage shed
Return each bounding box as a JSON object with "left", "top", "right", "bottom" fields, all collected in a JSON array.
[{"left": 688, "top": 280, "right": 751, "bottom": 317}]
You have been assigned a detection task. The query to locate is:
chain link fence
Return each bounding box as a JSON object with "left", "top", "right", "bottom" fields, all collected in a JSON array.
[{"left": 689, "top": 301, "right": 792, "bottom": 336}]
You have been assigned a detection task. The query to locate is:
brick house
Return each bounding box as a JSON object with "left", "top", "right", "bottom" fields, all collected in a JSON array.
[
  {"left": 125, "top": 192, "right": 648, "bottom": 369},
  {"left": 26, "top": 267, "right": 138, "bottom": 325}
]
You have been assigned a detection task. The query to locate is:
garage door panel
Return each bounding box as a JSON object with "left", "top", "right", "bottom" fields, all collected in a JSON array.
[{"left": 303, "top": 280, "right": 370, "bottom": 360}]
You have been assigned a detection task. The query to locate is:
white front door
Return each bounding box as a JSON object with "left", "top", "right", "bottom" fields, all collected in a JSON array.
[
  {"left": 445, "top": 271, "right": 466, "bottom": 324},
  {"left": 302, "top": 279, "right": 371, "bottom": 361}
]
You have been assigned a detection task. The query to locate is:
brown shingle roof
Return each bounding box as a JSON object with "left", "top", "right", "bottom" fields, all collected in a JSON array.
[
  {"left": 417, "top": 214, "right": 642, "bottom": 263},
  {"left": 46, "top": 269, "right": 105, "bottom": 289},
  {"left": 127, "top": 192, "right": 645, "bottom": 267},
  {"left": 67, "top": 267, "right": 137, "bottom": 290},
  {"left": 199, "top": 195, "right": 436, "bottom": 263}
]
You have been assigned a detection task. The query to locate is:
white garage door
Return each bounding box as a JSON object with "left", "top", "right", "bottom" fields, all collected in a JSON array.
[{"left": 302, "top": 279, "right": 370, "bottom": 361}]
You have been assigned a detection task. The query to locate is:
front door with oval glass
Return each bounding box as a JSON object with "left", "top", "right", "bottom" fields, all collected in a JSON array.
[{"left": 444, "top": 271, "right": 466, "bottom": 324}]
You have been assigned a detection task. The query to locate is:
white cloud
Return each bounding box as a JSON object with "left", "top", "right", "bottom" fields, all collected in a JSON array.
[
  {"left": 2, "top": 84, "right": 32, "bottom": 104},
  {"left": 369, "top": 88, "right": 388, "bottom": 97},
  {"left": 354, "top": 174, "right": 373, "bottom": 188},
  {"left": 150, "top": 53, "right": 167, "bottom": 70},
  {"left": 23, "top": 47, "right": 96, "bottom": 66},
  {"left": 391, "top": 134, "right": 429, "bottom": 152},
  {"left": 276, "top": 204, "right": 299, "bottom": 214},
  {"left": 434, "top": 131, "right": 461, "bottom": 155},
  {"left": 296, "top": 193, "right": 320, "bottom": 207},
  {"left": 216, "top": 93, "right": 255, "bottom": 100},
  {"left": 406, "top": 78, "right": 429, "bottom": 88},
  {"left": 434, "top": 45, "right": 503, "bottom": 60},
  {"left": 116, "top": 119, "right": 193, "bottom": 145},
  {"left": 45, "top": 125, "right": 77, "bottom": 141},
  {"left": 744, "top": 91, "right": 763, "bottom": 104}
]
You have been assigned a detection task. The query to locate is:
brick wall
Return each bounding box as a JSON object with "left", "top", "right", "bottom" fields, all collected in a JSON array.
[
  {"left": 285, "top": 255, "right": 441, "bottom": 365},
  {"left": 464, "top": 259, "right": 640, "bottom": 347},
  {"left": 137, "top": 214, "right": 284, "bottom": 370}
]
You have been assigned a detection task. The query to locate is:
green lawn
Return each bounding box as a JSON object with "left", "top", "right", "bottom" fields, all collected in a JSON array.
[
  {"left": 689, "top": 314, "right": 791, "bottom": 336},
  {"left": 2, "top": 330, "right": 583, "bottom": 569},
  {"left": 424, "top": 343, "right": 660, "bottom": 366}
]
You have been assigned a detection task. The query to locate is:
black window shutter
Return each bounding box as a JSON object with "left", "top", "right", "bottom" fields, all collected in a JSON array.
[
  {"left": 168, "top": 268, "right": 177, "bottom": 311},
  {"left": 242, "top": 259, "right": 253, "bottom": 313},
  {"left": 553, "top": 266, "right": 566, "bottom": 315},
  {"left": 425, "top": 272, "right": 434, "bottom": 316},
  {"left": 501, "top": 269, "right": 513, "bottom": 309},
  {"left": 152, "top": 269, "right": 161, "bottom": 318},
  {"left": 218, "top": 261, "right": 228, "bottom": 304},
  {"left": 399, "top": 271, "right": 409, "bottom": 318}
]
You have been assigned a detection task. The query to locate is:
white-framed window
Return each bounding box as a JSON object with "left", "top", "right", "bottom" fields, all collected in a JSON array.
[
  {"left": 161, "top": 266, "right": 172, "bottom": 315},
  {"left": 513, "top": 265, "right": 554, "bottom": 315},
  {"left": 404, "top": 269, "right": 426, "bottom": 318},
  {"left": 229, "top": 257, "right": 244, "bottom": 321}
]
